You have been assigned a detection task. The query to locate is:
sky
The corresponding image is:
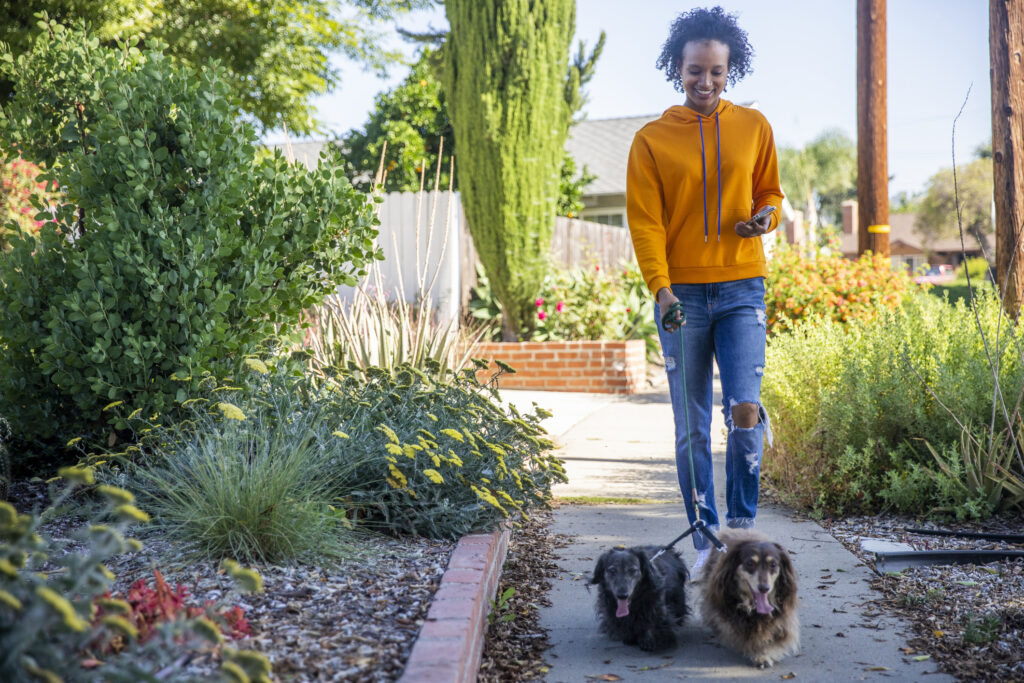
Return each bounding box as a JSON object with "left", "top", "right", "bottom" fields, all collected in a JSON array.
[{"left": 293, "top": 0, "right": 993, "bottom": 198}]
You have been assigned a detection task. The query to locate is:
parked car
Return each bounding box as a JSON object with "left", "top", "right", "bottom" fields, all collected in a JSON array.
[{"left": 913, "top": 264, "right": 956, "bottom": 285}]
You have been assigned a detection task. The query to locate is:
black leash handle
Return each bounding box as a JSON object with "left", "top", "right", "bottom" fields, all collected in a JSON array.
[{"left": 660, "top": 301, "right": 686, "bottom": 331}]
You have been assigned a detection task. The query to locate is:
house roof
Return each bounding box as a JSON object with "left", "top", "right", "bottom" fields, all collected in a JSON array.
[{"left": 566, "top": 114, "right": 661, "bottom": 196}]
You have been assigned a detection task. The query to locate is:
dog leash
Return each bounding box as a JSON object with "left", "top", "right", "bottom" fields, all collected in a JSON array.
[{"left": 651, "top": 301, "right": 726, "bottom": 562}]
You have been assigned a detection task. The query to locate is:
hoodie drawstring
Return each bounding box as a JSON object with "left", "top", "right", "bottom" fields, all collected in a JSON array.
[{"left": 696, "top": 112, "right": 723, "bottom": 243}]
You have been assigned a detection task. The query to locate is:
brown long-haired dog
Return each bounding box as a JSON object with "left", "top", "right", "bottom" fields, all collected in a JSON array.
[{"left": 696, "top": 529, "right": 799, "bottom": 667}]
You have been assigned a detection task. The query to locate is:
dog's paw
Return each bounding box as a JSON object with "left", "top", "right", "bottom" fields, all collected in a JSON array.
[
  {"left": 754, "top": 657, "right": 775, "bottom": 669},
  {"left": 638, "top": 630, "right": 676, "bottom": 652}
]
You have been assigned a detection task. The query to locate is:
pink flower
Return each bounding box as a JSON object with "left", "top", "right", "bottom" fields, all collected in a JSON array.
[
  {"left": 535, "top": 297, "right": 544, "bottom": 307},
  {"left": 595, "top": 265, "right": 600, "bottom": 271},
  {"left": 556, "top": 301, "right": 565, "bottom": 313},
  {"left": 626, "top": 307, "right": 632, "bottom": 313},
  {"left": 538, "top": 311, "right": 547, "bottom": 320}
]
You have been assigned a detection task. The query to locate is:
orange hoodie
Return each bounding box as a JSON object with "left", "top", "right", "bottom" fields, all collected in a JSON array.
[{"left": 626, "top": 99, "right": 783, "bottom": 294}]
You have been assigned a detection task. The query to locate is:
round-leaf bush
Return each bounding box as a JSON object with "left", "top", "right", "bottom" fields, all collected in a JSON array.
[{"left": 0, "top": 21, "right": 381, "bottom": 472}]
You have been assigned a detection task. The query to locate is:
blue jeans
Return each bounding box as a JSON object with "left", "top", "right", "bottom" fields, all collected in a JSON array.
[{"left": 654, "top": 277, "right": 773, "bottom": 551}]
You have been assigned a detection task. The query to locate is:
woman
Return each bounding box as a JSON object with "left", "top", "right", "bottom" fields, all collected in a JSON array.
[{"left": 626, "top": 6, "right": 783, "bottom": 574}]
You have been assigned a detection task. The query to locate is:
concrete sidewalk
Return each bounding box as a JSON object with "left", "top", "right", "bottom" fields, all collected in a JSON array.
[{"left": 500, "top": 385, "right": 953, "bottom": 683}]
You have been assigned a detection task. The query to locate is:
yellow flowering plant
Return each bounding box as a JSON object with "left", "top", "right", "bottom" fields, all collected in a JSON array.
[{"left": 329, "top": 361, "right": 565, "bottom": 539}]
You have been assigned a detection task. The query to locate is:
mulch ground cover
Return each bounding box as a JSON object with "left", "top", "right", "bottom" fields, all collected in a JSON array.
[
  {"left": 11, "top": 471, "right": 1023, "bottom": 682},
  {"left": 479, "top": 508, "right": 569, "bottom": 682},
  {"left": 7, "top": 478, "right": 455, "bottom": 681}
]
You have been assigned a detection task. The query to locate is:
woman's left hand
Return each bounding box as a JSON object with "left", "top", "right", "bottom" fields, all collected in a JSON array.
[{"left": 734, "top": 215, "right": 771, "bottom": 238}]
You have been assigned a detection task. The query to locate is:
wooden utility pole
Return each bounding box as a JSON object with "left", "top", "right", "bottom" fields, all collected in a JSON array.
[
  {"left": 991, "top": 0, "right": 1024, "bottom": 319},
  {"left": 856, "top": 0, "right": 890, "bottom": 257}
]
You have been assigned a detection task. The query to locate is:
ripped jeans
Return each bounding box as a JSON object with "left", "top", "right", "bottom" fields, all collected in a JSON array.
[{"left": 654, "top": 277, "right": 772, "bottom": 551}]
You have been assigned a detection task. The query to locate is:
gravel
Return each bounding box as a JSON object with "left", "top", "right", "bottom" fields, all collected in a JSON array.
[{"left": 820, "top": 512, "right": 1024, "bottom": 682}]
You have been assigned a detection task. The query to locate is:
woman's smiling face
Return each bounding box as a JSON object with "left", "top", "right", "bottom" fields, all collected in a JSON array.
[{"left": 680, "top": 39, "right": 730, "bottom": 116}]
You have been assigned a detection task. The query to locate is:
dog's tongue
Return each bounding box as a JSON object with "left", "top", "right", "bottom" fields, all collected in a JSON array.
[
  {"left": 615, "top": 599, "right": 630, "bottom": 618},
  {"left": 754, "top": 591, "right": 774, "bottom": 615}
]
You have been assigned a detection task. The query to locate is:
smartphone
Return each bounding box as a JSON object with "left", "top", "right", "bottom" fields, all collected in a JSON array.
[{"left": 750, "top": 205, "right": 776, "bottom": 223}]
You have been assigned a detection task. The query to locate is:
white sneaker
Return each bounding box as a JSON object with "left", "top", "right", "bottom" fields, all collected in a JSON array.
[{"left": 690, "top": 548, "right": 710, "bottom": 576}]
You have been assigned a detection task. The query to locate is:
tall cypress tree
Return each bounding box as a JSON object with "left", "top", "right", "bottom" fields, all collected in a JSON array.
[{"left": 444, "top": 0, "right": 575, "bottom": 341}]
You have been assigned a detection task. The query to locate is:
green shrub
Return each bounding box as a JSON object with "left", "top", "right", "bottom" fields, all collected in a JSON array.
[
  {"left": 327, "top": 361, "right": 565, "bottom": 539},
  {"left": 929, "top": 258, "right": 995, "bottom": 306},
  {"left": 762, "top": 289, "right": 1024, "bottom": 517},
  {"left": 765, "top": 241, "right": 912, "bottom": 334},
  {"left": 0, "top": 472, "right": 266, "bottom": 681},
  {"left": 122, "top": 366, "right": 366, "bottom": 566},
  {"left": 0, "top": 21, "right": 380, "bottom": 472},
  {"left": 958, "top": 257, "right": 992, "bottom": 282}
]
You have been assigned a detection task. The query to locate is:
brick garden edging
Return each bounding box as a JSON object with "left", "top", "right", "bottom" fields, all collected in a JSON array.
[
  {"left": 473, "top": 340, "right": 646, "bottom": 394},
  {"left": 399, "top": 525, "right": 511, "bottom": 682}
]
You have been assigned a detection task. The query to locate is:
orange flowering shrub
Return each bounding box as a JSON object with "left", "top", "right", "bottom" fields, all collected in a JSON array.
[
  {"left": 0, "top": 157, "right": 58, "bottom": 249},
  {"left": 765, "top": 241, "right": 912, "bottom": 334}
]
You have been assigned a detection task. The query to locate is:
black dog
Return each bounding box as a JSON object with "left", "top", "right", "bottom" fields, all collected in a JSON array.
[{"left": 589, "top": 545, "right": 689, "bottom": 651}]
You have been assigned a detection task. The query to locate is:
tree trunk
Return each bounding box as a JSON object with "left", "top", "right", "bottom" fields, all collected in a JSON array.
[{"left": 991, "top": 0, "right": 1024, "bottom": 318}]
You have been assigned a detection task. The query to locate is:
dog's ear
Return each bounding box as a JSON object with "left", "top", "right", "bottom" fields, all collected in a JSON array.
[
  {"left": 590, "top": 553, "right": 606, "bottom": 585},
  {"left": 772, "top": 543, "right": 798, "bottom": 606},
  {"left": 710, "top": 543, "right": 743, "bottom": 607},
  {"left": 635, "top": 548, "right": 664, "bottom": 589}
]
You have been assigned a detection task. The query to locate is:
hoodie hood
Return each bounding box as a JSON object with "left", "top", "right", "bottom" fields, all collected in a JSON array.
[{"left": 661, "top": 99, "right": 734, "bottom": 123}]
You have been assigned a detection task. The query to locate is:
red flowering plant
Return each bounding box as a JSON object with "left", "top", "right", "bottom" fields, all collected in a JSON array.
[
  {"left": 533, "top": 263, "right": 631, "bottom": 341},
  {"left": 765, "top": 239, "right": 912, "bottom": 335},
  {"left": 0, "top": 157, "right": 58, "bottom": 250},
  {"left": 91, "top": 569, "right": 251, "bottom": 655},
  {"left": 469, "top": 261, "right": 657, "bottom": 352}
]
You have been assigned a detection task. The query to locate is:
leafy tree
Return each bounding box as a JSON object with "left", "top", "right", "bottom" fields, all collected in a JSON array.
[
  {"left": 445, "top": 0, "right": 577, "bottom": 341},
  {"left": 890, "top": 190, "right": 921, "bottom": 214},
  {"left": 0, "top": 21, "right": 379, "bottom": 470},
  {"left": 915, "top": 156, "right": 994, "bottom": 257},
  {"left": 778, "top": 128, "right": 857, "bottom": 234},
  {"left": 340, "top": 47, "right": 454, "bottom": 192},
  {"left": 557, "top": 154, "right": 596, "bottom": 218},
  {"left": 339, "top": 36, "right": 603, "bottom": 214},
  {"left": 0, "top": 1, "right": 432, "bottom": 135}
]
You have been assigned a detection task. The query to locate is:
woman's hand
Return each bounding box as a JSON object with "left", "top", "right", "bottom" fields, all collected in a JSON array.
[
  {"left": 734, "top": 214, "right": 771, "bottom": 238},
  {"left": 657, "top": 287, "right": 684, "bottom": 331}
]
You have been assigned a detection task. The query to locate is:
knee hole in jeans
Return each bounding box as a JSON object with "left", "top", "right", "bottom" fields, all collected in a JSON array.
[{"left": 731, "top": 402, "right": 760, "bottom": 429}]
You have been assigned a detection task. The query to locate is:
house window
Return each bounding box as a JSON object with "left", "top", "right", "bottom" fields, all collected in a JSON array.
[{"left": 586, "top": 213, "right": 624, "bottom": 227}]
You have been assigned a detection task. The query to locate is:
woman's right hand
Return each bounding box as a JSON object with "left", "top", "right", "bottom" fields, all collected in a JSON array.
[{"left": 657, "top": 287, "right": 684, "bottom": 331}]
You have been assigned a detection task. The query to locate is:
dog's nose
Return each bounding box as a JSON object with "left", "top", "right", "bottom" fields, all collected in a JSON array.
[
  {"left": 616, "top": 593, "right": 630, "bottom": 600},
  {"left": 758, "top": 584, "right": 770, "bottom": 594}
]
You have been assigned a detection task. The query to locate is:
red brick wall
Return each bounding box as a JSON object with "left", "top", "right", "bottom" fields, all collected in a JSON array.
[{"left": 472, "top": 340, "right": 646, "bottom": 394}]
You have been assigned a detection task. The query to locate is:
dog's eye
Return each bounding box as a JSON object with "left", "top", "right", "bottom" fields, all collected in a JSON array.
[{"left": 606, "top": 566, "right": 616, "bottom": 575}]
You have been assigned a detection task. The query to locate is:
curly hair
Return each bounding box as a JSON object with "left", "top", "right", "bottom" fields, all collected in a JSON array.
[{"left": 655, "top": 6, "right": 754, "bottom": 92}]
